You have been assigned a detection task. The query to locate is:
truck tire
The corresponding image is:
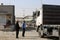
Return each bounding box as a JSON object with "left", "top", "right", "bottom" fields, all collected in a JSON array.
[{"left": 39, "top": 31, "right": 44, "bottom": 38}]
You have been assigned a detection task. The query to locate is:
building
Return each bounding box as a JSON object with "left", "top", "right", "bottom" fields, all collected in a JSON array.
[
  {"left": 24, "top": 16, "right": 33, "bottom": 22},
  {"left": 15, "top": 16, "right": 33, "bottom": 27},
  {"left": 0, "top": 3, "right": 15, "bottom": 25},
  {"left": 16, "top": 16, "right": 33, "bottom": 23},
  {"left": 15, "top": 17, "right": 24, "bottom": 23}
]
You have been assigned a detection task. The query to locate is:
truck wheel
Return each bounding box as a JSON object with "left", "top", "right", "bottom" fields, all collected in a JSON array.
[
  {"left": 39, "top": 31, "right": 44, "bottom": 38},
  {"left": 40, "top": 33, "right": 44, "bottom": 38}
]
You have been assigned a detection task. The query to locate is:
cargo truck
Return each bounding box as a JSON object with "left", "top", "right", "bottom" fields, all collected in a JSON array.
[{"left": 36, "top": 4, "right": 60, "bottom": 37}]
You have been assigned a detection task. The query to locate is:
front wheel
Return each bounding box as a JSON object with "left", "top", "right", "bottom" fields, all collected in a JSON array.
[{"left": 39, "top": 31, "right": 44, "bottom": 38}]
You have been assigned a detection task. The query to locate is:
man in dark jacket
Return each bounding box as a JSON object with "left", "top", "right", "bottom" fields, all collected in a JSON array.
[{"left": 15, "top": 21, "right": 20, "bottom": 38}]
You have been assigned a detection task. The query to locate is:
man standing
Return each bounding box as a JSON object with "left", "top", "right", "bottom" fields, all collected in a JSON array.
[
  {"left": 22, "top": 21, "right": 26, "bottom": 37},
  {"left": 36, "top": 15, "right": 42, "bottom": 32},
  {"left": 15, "top": 21, "right": 20, "bottom": 38}
]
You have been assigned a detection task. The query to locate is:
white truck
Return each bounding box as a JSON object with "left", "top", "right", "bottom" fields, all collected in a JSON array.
[{"left": 36, "top": 4, "right": 60, "bottom": 38}]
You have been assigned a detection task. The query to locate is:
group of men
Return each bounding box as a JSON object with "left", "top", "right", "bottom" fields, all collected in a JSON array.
[
  {"left": 15, "top": 21, "right": 26, "bottom": 38},
  {"left": 15, "top": 16, "right": 41, "bottom": 39}
]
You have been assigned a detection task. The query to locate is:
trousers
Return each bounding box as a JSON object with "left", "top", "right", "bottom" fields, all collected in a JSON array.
[
  {"left": 37, "top": 26, "right": 40, "bottom": 32},
  {"left": 16, "top": 30, "right": 19, "bottom": 38},
  {"left": 22, "top": 28, "right": 25, "bottom": 37}
]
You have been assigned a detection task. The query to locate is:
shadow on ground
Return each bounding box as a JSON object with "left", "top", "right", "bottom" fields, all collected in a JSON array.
[{"left": 41, "top": 36, "right": 59, "bottom": 40}]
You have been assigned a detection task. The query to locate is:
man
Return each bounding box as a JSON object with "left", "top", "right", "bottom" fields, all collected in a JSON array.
[
  {"left": 36, "top": 15, "right": 42, "bottom": 32},
  {"left": 15, "top": 21, "right": 20, "bottom": 38},
  {"left": 22, "top": 21, "right": 26, "bottom": 37}
]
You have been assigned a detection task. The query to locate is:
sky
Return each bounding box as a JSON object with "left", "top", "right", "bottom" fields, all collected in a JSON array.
[{"left": 0, "top": 0, "right": 60, "bottom": 17}]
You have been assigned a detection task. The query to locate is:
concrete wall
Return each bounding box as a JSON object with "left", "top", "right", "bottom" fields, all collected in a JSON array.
[{"left": 0, "top": 4, "right": 15, "bottom": 25}]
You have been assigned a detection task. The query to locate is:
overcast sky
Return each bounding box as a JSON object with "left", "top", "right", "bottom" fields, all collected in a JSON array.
[{"left": 0, "top": 0, "right": 60, "bottom": 17}]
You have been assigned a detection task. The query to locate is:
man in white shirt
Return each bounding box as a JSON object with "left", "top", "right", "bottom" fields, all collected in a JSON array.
[{"left": 36, "top": 15, "right": 42, "bottom": 32}]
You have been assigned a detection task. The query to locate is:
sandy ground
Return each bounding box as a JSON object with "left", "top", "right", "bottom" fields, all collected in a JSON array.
[
  {"left": 0, "top": 30, "right": 52, "bottom": 40},
  {"left": 0, "top": 25, "right": 52, "bottom": 40}
]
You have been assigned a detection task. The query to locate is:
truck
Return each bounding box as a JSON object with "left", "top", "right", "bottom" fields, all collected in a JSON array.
[{"left": 36, "top": 4, "right": 60, "bottom": 38}]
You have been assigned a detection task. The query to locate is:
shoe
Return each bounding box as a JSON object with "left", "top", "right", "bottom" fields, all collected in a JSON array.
[
  {"left": 36, "top": 30, "right": 38, "bottom": 32},
  {"left": 22, "top": 36, "right": 25, "bottom": 37},
  {"left": 16, "top": 37, "right": 19, "bottom": 38}
]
